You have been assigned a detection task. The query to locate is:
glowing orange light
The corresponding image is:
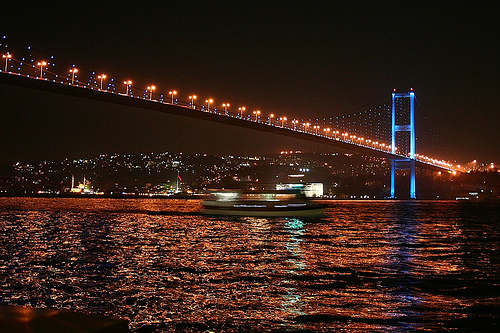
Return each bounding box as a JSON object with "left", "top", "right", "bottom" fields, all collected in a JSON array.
[
  {"left": 37, "top": 61, "right": 47, "bottom": 77},
  {"left": 3, "top": 53, "right": 12, "bottom": 72}
]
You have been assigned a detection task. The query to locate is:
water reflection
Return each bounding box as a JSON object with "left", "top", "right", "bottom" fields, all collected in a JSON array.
[
  {"left": 382, "top": 202, "right": 423, "bottom": 330},
  {"left": 0, "top": 199, "right": 498, "bottom": 332},
  {"left": 280, "top": 218, "right": 307, "bottom": 325}
]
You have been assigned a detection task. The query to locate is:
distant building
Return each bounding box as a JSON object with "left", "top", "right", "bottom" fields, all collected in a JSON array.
[{"left": 70, "top": 175, "right": 95, "bottom": 194}]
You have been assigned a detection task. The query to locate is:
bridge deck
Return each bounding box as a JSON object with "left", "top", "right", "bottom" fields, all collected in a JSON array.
[{"left": 0, "top": 73, "right": 451, "bottom": 172}]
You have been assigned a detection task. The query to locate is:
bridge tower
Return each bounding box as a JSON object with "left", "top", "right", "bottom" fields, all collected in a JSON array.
[{"left": 391, "top": 89, "right": 416, "bottom": 199}]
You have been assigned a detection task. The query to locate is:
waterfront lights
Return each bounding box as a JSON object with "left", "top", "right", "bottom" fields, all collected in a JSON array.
[
  {"left": 69, "top": 68, "right": 78, "bottom": 85},
  {"left": 222, "top": 103, "right": 230, "bottom": 112},
  {"left": 123, "top": 80, "right": 132, "bottom": 94},
  {"left": 37, "top": 61, "right": 47, "bottom": 78},
  {"left": 2, "top": 53, "right": 12, "bottom": 72},
  {"left": 205, "top": 98, "right": 213, "bottom": 111},
  {"left": 97, "top": 74, "right": 107, "bottom": 90},
  {"left": 253, "top": 110, "right": 260, "bottom": 121},
  {"left": 169, "top": 90, "right": 177, "bottom": 104},
  {"left": 147, "top": 85, "right": 156, "bottom": 100},
  {"left": 188, "top": 95, "right": 197, "bottom": 108},
  {"left": 238, "top": 106, "right": 246, "bottom": 118}
]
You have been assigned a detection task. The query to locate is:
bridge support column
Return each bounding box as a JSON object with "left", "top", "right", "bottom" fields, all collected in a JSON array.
[
  {"left": 391, "top": 161, "right": 396, "bottom": 198},
  {"left": 390, "top": 159, "right": 416, "bottom": 199},
  {"left": 391, "top": 89, "right": 416, "bottom": 199},
  {"left": 410, "top": 159, "right": 416, "bottom": 199}
]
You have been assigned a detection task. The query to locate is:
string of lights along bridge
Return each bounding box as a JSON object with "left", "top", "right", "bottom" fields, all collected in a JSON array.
[{"left": 1, "top": 36, "right": 459, "bottom": 198}]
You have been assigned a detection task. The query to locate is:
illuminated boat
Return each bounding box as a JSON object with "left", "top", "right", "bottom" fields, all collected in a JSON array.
[{"left": 202, "top": 189, "right": 324, "bottom": 217}]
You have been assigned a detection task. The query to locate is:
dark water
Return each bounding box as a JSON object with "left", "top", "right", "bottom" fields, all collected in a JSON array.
[{"left": 0, "top": 198, "right": 498, "bottom": 332}]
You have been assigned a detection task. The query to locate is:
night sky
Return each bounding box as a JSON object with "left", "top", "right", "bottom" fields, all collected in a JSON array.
[{"left": 0, "top": 1, "right": 498, "bottom": 163}]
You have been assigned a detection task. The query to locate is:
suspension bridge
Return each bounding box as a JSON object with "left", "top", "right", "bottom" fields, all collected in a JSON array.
[{"left": 0, "top": 37, "right": 458, "bottom": 199}]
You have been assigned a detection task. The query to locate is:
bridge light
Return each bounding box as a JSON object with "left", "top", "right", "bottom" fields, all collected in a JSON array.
[
  {"left": 238, "top": 106, "right": 246, "bottom": 118},
  {"left": 205, "top": 98, "right": 213, "bottom": 111},
  {"left": 281, "top": 117, "right": 287, "bottom": 127},
  {"left": 253, "top": 110, "right": 261, "bottom": 121},
  {"left": 2, "top": 53, "right": 12, "bottom": 72},
  {"left": 188, "top": 95, "right": 197, "bottom": 108},
  {"left": 222, "top": 103, "right": 230, "bottom": 112},
  {"left": 37, "top": 61, "right": 47, "bottom": 78},
  {"left": 269, "top": 113, "right": 274, "bottom": 125},
  {"left": 169, "top": 90, "right": 178, "bottom": 104},
  {"left": 97, "top": 74, "right": 107, "bottom": 90},
  {"left": 147, "top": 85, "right": 156, "bottom": 100},
  {"left": 69, "top": 68, "right": 78, "bottom": 85},
  {"left": 123, "top": 80, "right": 132, "bottom": 95}
]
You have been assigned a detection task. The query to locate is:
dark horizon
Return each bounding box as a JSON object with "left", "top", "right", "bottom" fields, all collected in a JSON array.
[{"left": 1, "top": 1, "right": 498, "bottom": 164}]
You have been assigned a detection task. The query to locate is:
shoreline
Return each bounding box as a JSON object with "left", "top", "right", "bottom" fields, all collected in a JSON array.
[{"left": 1, "top": 193, "right": 498, "bottom": 202}]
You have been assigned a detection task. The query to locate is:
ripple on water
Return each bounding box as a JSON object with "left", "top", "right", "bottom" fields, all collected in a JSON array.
[{"left": 0, "top": 199, "right": 499, "bottom": 331}]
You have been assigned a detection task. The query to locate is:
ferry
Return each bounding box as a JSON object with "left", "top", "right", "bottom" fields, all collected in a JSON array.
[{"left": 202, "top": 189, "right": 324, "bottom": 217}]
